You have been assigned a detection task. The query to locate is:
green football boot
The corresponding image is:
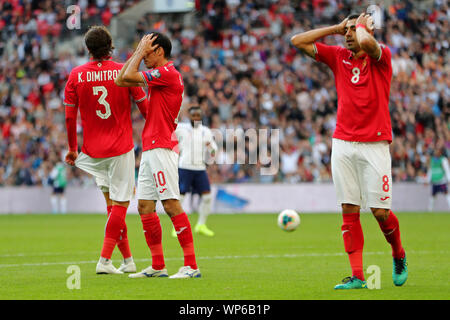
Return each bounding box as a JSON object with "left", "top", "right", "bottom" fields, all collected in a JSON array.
[
  {"left": 334, "top": 276, "right": 368, "bottom": 290},
  {"left": 194, "top": 224, "right": 215, "bottom": 237},
  {"left": 393, "top": 253, "right": 408, "bottom": 286}
]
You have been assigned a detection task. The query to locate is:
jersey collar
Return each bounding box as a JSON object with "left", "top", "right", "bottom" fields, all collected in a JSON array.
[
  {"left": 89, "top": 56, "right": 112, "bottom": 63},
  {"left": 348, "top": 50, "right": 367, "bottom": 60}
]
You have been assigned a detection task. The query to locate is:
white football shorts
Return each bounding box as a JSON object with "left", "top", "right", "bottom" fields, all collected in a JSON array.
[
  {"left": 75, "top": 148, "right": 135, "bottom": 202},
  {"left": 331, "top": 138, "right": 392, "bottom": 209},
  {"left": 137, "top": 148, "right": 180, "bottom": 201}
]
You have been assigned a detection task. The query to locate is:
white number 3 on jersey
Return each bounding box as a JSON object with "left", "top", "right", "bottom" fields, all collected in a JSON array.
[
  {"left": 93, "top": 86, "right": 111, "bottom": 119},
  {"left": 351, "top": 67, "right": 360, "bottom": 84}
]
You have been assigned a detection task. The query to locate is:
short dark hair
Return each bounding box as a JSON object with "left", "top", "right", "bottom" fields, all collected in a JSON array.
[
  {"left": 85, "top": 26, "right": 114, "bottom": 59},
  {"left": 151, "top": 32, "right": 172, "bottom": 58},
  {"left": 346, "top": 13, "right": 360, "bottom": 20}
]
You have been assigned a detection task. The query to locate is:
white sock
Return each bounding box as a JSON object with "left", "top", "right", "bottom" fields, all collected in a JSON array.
[
  {"left": 197, "top": 193, "right": 212, "bottom": 226},
  {"left": 179, "top": 194, "right": 185, "bottom": 206},
  {"left": 124, "top": 257, "right": 133, "bottom": 264},
  {"left": 99, "top": 257, "right": 110, "bottom": 264},
  {"left": 428, "top": 196, "right": 435, "bottom": 212},
  {"left": 446, "top": 194, "right": 450, "bottom": 209},
  {"left": 50, "top": 195, "right": 58, "bottom": 214},
  {"left": 60, "top": 196, "right": 67, "bottom": 214},
  {"left": 190, "top": 194, "right": 198, "bottom": 213}
]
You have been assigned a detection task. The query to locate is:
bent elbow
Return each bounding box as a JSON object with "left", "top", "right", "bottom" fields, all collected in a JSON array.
[
  {"left": 290, "top": 35, "right": 302, "bottom": 48},
  {"left": 122, "top": 72, "right": 137, "bottom": 84},
  {"left": 115, "top": 77, "right": 126, "bottom": 87},
  {"left": 290, "top": 35, "right": 297, "bottom": 45}
]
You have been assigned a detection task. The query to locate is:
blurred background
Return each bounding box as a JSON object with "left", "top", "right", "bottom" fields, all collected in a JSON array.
[{"left": 0, "top": 0, "right": 448, "bottom": 213}]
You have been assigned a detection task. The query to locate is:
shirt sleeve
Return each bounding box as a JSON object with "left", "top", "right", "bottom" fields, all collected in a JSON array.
[
  {"left": 63, "top": 71, "right": 78, "bottom": 151},
  {"left": 128, "top": 86, "right": 148, "bottom": 118},
  {"left": 140, "top": 66, "right": 174, "bottom": 88},
  {"left": 205, "top": 128, "right": 218, "bottom": 152},
  {"left": 442, "top": 157, "right": 450, "bottom": 182},
  {"left": 63, "top": 71, "right": 77, "bottom": 108},
  {"left": 129, "top": 86, "right": 147, "bottom": 103},
  {"left": 372, "top": 43, "right": 392, "bottom": 69},
  {"left": 175, "top": 123, "right": 186, "bottom": 140},
  {"left": 314, "top": 42, "right": 341, "bottom": 71},
  {"left": 65, "top": 105, "right": 78, "bottom": 152}
]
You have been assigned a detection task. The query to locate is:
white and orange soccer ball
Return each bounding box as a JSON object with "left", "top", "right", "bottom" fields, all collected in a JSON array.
[{"left": 277, "top": 209, "right": 300, "bottom": 232}]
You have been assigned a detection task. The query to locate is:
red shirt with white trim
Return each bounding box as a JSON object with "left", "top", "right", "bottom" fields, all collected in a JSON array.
[
  {"left": 64, "top": 59, "right": 147, "bottom": 158},
  {"left": 140, "top": 61, "right": 184, "bottom": 152},
  {"left": 314, "top": 42, "right": 393, "bottom": 143}
]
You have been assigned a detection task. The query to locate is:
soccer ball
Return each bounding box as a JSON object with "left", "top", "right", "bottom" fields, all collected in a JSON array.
[{"left": 277, "top": 209, "right": 300, "bottom": 232}]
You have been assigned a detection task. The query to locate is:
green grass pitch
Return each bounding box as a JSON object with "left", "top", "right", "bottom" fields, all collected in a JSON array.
[{"left": 0, "top": 212, "right": 448, "bottom": 300}]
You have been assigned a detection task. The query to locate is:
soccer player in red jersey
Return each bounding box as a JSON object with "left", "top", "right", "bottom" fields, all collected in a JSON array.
[
  {"left": 115, "top": 33, "right": 200, "bottom": 279},
  {"left": 291, "top": 13, "right": 407, "bottom": 289},
  {"left": 64, "top": 26, "right": 148, "bottom": 275}
]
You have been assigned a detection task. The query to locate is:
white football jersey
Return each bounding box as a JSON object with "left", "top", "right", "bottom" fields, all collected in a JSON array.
[{"left": 175, "top": 122, "right": 218, "bottom": 170}]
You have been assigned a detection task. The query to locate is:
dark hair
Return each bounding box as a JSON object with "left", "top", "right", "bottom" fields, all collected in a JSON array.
[
  {"left": 346, "top": 13, "right": 360, "bottom": 20},
  {"left": 85, "top": 26, "right": 114, "bottom": 59},
  {"left": 151, "top": 32, "right": 172, "bottom": 58}
]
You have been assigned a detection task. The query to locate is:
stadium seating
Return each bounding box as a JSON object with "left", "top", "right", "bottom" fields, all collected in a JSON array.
[{"left": 0, "top": 0, "right": 448, "bottom": 187}]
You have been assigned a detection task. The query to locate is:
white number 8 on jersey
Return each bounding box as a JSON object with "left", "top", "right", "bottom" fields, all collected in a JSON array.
[{"left": 351, "top": 67, "right": 360, "bottom": 84}]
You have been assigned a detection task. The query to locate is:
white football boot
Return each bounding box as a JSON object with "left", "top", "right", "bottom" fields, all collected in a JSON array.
[
  {"left": 118, "top": 258, "right": 137, "bottom": 273},
  {"left": 169, "top": 266, "right": 201, "bottom": 279},
  {"left": 96, "top": 258, "right": 124, "bottom": 274},
  {"left": 129, "top": 266, "right": 168, "bottom": 278}
]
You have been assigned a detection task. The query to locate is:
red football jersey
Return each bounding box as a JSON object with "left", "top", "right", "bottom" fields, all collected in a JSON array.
[
  {"left": 140, "top": 61, "right": 184, "bottom": 152},
  {"left": 315, "top": 42, "right": 393, "bottom": 143},
  {"left": 64, "top": 59, "right": 147, "bottom": 158}
]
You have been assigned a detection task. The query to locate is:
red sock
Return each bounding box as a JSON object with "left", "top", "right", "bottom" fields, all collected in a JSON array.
[
  {"left": 171, "top": 213, "right": 197, "bottom": 269},
  {"left": 117, "top": 223, "right": 132, "bottom": 259},
  {"left": 377, "top": 210, "right": 405, "bottom": 259},
  {"left": 101, "top": 205, "right": 127, "bottom": 259},
  {"left": 342, "top": 213, "right": 365, "bottom": 281},
  {"left": 106, "top": 205, "right": 131, "bottom": 259},
  {"left": 140, "top": 213, "right": 165, "bottom": 270}
]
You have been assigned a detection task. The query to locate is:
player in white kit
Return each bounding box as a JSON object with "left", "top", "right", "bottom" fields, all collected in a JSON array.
[{"left": 172, "top": 106, "right": 218, "bottom": 237}]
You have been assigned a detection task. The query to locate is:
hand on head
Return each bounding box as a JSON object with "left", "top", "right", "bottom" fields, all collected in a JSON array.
[
  {"left": 356, "top": 13, "right": 375, "bottom": 31},
  {"left": 335, "top": 17, "right": 349, "bottom": 35},
  {"left": 136, "top": 33, "right": 159, "bottom": 56}
]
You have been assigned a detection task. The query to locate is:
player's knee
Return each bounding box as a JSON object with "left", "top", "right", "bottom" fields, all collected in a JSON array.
[
  {"left": 342, "top": 203, "right": 360, "bottom": 214},
  {"left": 112, "top": 200, "right": 129, "bottom": 208},
  {"left": 201, "top": 192, "right": 212, "bottom": 204},
  {"left": 137, "top": 202, "right": 146, "bottom": 214},
  {"left": 138, "top": 200, "right": 155, "bottom": 214},
  {"left": 162, "top": 199, "right": 183, "bottom": 217},
  {"left": 371, "top": 208, "right": 390, "bottom": 222}
]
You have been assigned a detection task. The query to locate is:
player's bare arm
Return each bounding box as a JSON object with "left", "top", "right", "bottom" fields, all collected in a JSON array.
[
  {"left": 354, "top": 13, "right": 381, "bottom": 60},
  {"left": 115, "top": 49, "right": 145, "bottom": 87},
  {"left": 290, "top": 18, "right": 348, "bottom": 58},
  {"left": 115, "top": 34, "right": 158, "bottom": 87},
  {"left": 115, "top": 53, "right": 145, "bottom": 87}
]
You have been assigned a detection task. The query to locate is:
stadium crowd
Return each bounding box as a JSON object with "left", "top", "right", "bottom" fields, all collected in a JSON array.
[{"left": 0, "top": 0, "right": 448, "bottom": 187}]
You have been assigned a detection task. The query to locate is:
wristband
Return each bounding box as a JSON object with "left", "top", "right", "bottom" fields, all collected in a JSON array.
[{"left": 356, "top": 24, "right": 366, "bottom": 30}]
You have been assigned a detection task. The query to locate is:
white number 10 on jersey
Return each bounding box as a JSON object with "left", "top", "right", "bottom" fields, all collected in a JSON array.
[{"left": 93, "top": 86, "right": 111, "bottom": 119}]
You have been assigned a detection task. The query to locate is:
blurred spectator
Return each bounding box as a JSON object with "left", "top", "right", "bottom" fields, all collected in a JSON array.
[{"left": 0, "top": 0, "right": 448, "bottom": 187}]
